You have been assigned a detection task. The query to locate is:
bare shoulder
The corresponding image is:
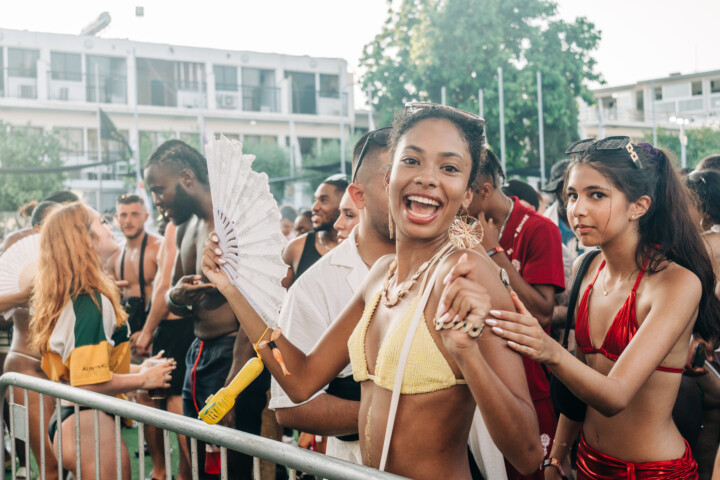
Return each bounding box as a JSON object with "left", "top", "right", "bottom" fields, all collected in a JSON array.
[
  {"left": 647, "top": 261, "right": 701, "bottom": 300},
  {"left": 437, "top": 249, "right": 513, "bottom": 309},
  {"left": 282, "top": 233, "right": 307, "bottom": 263},
  {"left": 146, "top": 232, "right": 163, "bottom": 254}
]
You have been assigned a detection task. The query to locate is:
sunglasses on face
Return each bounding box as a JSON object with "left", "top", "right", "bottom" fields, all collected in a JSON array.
[
  {"left": 352, "top": 127, "right": 391, "bottom": 183},
  {"left": 403, "top": 102, "right": 486, "bottom": 125},
  {"left": 565, "top": 136, "right": 643, "bottom": 169}
]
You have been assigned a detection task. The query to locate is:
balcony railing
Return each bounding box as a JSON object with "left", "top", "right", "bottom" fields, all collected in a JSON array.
[
  {"left": 1, "top": 70, "right": 351, "bottom": 117},
  {"left": 216, "top": 85, "right": 281, "bottom": 113}
]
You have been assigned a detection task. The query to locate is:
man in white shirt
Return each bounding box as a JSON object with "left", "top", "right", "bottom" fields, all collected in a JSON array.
[{"left": 269, "top": 128, "right": 394, "bottom": 462}]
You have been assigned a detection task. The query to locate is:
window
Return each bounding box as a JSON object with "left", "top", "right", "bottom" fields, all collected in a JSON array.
[
  {"left": 285, "top": 71, "right": 316, "bottom": 114},
  {"left": 298, "top": 137, "right": 317, "bottom": 156},
  {"left": 51, "top": 52, "right": 82, "bottom": 81},
  {"left": 0, "top": 50, "right": 4, "bottom": 96},
  {"left": 179, "top": 132, "right": 201, "bottom": 151},
  {"left": 661, "top": 83, "right": 690, "bottom": 100},
  {"left": 636, "top": 91, "right": 644, "bottom": 111},
  {"left": 89, "top": 128, "right": 131, "bottom": 162},
  {"left": 321, "top": 138, "right": 340, "bottom": 153},
  {"left": 8, "top": 48, "right": 39, "bottom": 77},
  {"left": 244, "top": 135, "right": 277, "bottom": 146},
  {"left": 53, "top": 128, "right": 84, "bottom": 155},
  {"left": 214, "top": 65, "right": 238, "bottom": 92},
  {"left": 711, "top": 78, "right": 720, "bottom": 94},
  {"left": 86, "top": 55, "right": 127, "bottom": 104},
  {"left": 654, "top": 87, "right": 662, "bottom": 101},
  {"left": 692, "top": 80, "right": 703, "bottom": 96},
  {"left": 137, "top": 58, "right": 176, "bottom": 107},
  {"left": 319, "top": 74, "right": 339, "bottom": 98},
  {"left": 242, "top": 68, "right": 277, "bottom": 112},
  {"left": 139, "top": 130, "right": 174, "bottom": 163}
]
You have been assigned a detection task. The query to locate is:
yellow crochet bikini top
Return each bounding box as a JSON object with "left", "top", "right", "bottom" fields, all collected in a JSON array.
[{"left": 347, "top": 291, "right": 467, "bottom": 395}]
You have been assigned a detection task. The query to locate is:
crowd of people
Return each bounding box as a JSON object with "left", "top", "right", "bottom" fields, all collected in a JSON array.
[{"left": 0, "top": 103, "right": 719, "bottom": 480}]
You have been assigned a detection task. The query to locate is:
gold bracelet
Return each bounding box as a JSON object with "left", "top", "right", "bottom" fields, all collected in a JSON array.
[{"left": 553, "top": 439, "right": 569, "bottom": 448}]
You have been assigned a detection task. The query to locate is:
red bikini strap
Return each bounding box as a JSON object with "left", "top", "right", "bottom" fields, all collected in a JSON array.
[
  {"left": 588, "top": 260, "right": 606, "bottom": 288},
  {"left": 631, "top": 256, "right": 651, "bottom": 292}
]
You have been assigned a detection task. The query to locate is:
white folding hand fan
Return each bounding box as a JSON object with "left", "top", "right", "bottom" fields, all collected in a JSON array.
[
  {"left": 205, "top": 136, "right": 287, "bottom": 326},
  {"left": 0, "top": 233, "right": 40, "bottom": 296}
]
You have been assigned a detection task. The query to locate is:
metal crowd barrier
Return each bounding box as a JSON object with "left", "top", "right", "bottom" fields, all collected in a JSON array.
[{"left": 0, "top": 372, "right": 405, "bottom": 480}]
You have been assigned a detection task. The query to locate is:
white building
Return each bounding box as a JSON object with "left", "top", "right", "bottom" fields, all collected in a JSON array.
[
  {"left": 0, "top": 28, "right": 360, "bottom": 211},
  {"left": 578, "top": 69, "right": 720, "bottom": 140}
]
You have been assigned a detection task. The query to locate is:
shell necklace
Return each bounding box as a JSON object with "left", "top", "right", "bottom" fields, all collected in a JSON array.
[{"left": 381, "top": 241, "right": 453, "bottom": 308}]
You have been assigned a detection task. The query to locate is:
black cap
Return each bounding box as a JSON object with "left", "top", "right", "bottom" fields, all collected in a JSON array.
[{"left": 542, "top": 159, "right": 571, "bottom": 193}]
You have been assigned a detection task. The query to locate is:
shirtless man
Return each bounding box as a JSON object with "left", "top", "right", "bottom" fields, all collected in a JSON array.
[
  {"left": 1, "top": 201, "right": 61, "bottom": 480},
  {"left": 144, "top": 139, "right": 269, "bottom": 480},
  {"left": 281, "top": 174, "right": 347, "bottom": 287},
  {"left": 108, "top": 194, "right": 162, "bottom": 341}
]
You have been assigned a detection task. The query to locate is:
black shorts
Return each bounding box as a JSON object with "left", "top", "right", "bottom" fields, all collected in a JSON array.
[
  {"left": 153, "top": 317, "right": 195, "bottom": 397},
  {"left": 48, "top": 405, "right": 93, "bottom": 443},
  {"left": 122, "top": 297, "right": 147, "bottom": 334}
]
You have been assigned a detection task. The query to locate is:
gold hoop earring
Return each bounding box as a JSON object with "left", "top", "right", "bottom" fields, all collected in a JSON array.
[{"left": 449, "top": 215, "right": 484, "bottom": 249}]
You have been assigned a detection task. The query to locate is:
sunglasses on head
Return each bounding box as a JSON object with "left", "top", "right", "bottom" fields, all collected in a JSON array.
[
  {"left": 687, "top": 170, "right": 708, "bottom": 185},
  {"left": 565, "top": 136, "right": 643, "bottom": 169},
  {"left": 352, "top": 127, "right": 391, "bottom": 183},
  {"left": 403, "top": 102, "right": 486, "bottom": 125}
]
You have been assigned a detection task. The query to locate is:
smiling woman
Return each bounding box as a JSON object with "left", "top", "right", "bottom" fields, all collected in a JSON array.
[{"left": 202, "top": 104, "right": 544, "bottom": 479}]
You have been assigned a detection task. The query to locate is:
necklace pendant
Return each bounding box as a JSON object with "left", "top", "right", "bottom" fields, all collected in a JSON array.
[{"left": 385, "top": 296, "right": 399, "bottom": 307}]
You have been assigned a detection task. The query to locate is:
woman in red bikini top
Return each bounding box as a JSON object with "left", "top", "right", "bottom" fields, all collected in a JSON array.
[{"left": 486, "top": 138, "right": 720, "bottom": 480}]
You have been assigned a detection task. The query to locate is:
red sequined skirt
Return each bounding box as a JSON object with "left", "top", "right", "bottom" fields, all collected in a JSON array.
[{"left": 577, "top": 432, "right": 698, "bottom": 480}]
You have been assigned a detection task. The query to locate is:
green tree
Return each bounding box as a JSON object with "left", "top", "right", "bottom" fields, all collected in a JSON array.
[
  {"left": 360, "top": 0, "right": 602, "bottom": 170},
  {"left": 640, "top": 126, "right": 720, "bottom": 169},
  {"left": 244, "top": 140, "right": 292, "bottom": 202},
  {"left": 0, "top": 122, "right": 66, "bottom": 212}
]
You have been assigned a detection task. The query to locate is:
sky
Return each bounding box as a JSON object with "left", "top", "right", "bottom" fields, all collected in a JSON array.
[{"left": 2, "top": 0, "right": 720, "bottom": 104}]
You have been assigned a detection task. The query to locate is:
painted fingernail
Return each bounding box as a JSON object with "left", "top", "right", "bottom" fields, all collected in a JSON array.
[
  {"left": 212, "top": 235, "right": 219, "bottom": 242},
  {"left": 459, "top": 253, "right": 468, "bottom": 263},
  {"left": 492, "top": 326, "right": 504, "bottom": 334},
  {"left": 443, "top": 273, "right": 452, "bottom": 285},
  {"left": 437, "top": 303, "right": 446, "bottom": 316},
  {"left": 451, "top": 314, "right": 460, "bottom": 324},
  {"left": 438, "top": 312, "right": 451, "bottom": 324},
  {"left": 218, "top": 258, "right": 226, "bottom": 264},
  {"left": 507, "top": 340, "right": 519, "bottom": 348},
  {"left": 485, "top": 319, "right": 497, "bottom": 326},
  {"left": 489, "top": 310, "right": 501, "bottom": 317},
  {"left": 215, "top": 248, "right": 222, "bottom": 255}
]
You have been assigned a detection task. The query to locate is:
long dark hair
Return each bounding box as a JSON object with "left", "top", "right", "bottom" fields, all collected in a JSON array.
[{"left": 566, "top": 143, "right": 720, "bottom": 342}]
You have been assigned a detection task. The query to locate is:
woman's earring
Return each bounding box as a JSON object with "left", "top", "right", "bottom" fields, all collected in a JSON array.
[
  {"left": 388, "top": 203, "right": 395, "bottom": 240},
  {"left": 449, "top": 215, "right": 484, "bottom": 249}
]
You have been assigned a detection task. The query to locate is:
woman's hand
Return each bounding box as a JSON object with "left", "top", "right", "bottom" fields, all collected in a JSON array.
[
  {"left": 201, "top": 232, "right": 233, "bottom": 294},
  {"left": 486, "top": 292, "right": 560, "bottom": 364},
  {"left": 435, "top": 253, "right": 492, "bottom": 356},
  {"left": 139, "top": 356, "right": 176, "bottom": 390}
]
